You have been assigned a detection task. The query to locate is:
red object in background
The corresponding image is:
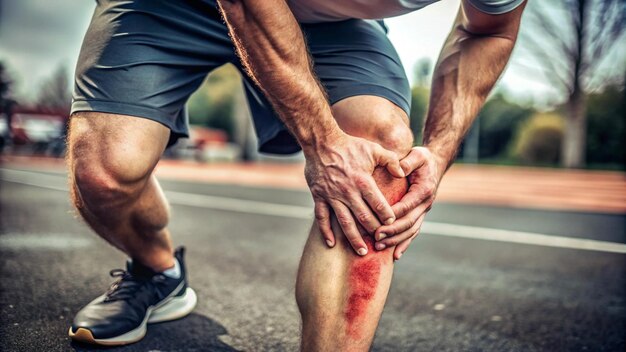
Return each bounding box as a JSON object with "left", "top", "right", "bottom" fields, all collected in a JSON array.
[
  {"left": 188, "top": 125, "right": 228, "bottom": 150},
  {"left": 9, "top": 106, "right": 68, "bottom": 145}
]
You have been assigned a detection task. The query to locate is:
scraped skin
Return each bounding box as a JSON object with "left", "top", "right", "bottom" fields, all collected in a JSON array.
[
  {"left": 343, "top": 170, "right": 407, "bottom": 340},
  {"left": 296, "top": 95, "right": 412, "bottom": 352}
]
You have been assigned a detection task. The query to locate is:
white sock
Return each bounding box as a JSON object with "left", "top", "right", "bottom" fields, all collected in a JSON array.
[{"left": 161, "top": 259, "right": 181, "bottom": 279}]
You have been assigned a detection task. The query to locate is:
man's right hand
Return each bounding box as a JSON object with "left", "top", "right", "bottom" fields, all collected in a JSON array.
[{"left": 304, "top": 131, "right": 405, "bottom": 256}]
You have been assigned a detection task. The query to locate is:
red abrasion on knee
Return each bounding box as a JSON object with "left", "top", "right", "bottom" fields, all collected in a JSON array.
[{"left": 344, "top": 167, "right": 408, "bottom": 339}]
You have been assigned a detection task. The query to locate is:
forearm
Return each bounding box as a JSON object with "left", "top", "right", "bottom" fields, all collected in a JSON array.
[
  {"left": 423, "top": 4, "right": 524, "bottom": 177},
  {"left": 217, "top": 0, "right": 340, "bottom": 152}
]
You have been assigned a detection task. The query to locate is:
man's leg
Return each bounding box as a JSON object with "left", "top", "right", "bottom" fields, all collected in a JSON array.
[
  {"left": 68, "top": 112, "right": 174, "bottom": 271},
  {"left": 67, "top": 112, "right": 198, "bottom": 345},
  {"left": 297, "top": 96, "right": 414, "bottom": 351}
]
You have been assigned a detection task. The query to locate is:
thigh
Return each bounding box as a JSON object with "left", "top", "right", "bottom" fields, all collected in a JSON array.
[{"left": 72, "top": 0, "right": 237, "bottom": 147}]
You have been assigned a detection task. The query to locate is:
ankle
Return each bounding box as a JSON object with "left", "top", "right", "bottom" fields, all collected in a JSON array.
[{"left": 132, "top": 250, "right": 175, "bottom": 272}]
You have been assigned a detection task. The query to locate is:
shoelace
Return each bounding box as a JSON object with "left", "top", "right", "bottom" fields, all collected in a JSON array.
[{"left": 103, "top": 269, "right": 166, "bottom": 302}]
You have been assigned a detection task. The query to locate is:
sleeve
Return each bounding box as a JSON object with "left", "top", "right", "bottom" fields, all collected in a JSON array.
[{"left": 466, "top": 0, "right": 525, "bottom": 15}]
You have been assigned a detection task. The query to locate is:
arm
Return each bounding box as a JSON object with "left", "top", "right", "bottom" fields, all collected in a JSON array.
[
  {"left": 374, "top": 0, "right": 527, "bottom": 259},
  {"left": 217, "top": 0, "right": 404, "bottom": 255},
  {"left": 217, "top": 0, "right": 336, "bottom": 150},
  {"left": 423, "top": 0, "right": 526, "bottom": 176}
]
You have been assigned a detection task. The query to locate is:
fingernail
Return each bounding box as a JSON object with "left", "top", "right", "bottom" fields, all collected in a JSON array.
[
  {"left": 326, "top": 240, "right": 334, "bottom": 248},
  {"left": 384, "top": 218, "right": 394, "bottom": 225},
  {"left": 357, "top": 248, "right": 367, "bottom": 256},
  {"left": 378, "top": 233, "right": 387, "bottom": 240},
  {"left": 375, "top": 243, "right": 386, "bottom": 250},
  {"left": 396, "top": 252, "right": 403, "bottom": 260}
]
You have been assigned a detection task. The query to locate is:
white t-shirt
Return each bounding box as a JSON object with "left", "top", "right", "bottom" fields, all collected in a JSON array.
[{"left": 288, "top": 0, "right": 525, "bottom": 23}]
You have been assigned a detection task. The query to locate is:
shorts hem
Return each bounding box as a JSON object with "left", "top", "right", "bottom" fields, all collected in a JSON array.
[
  {"left": 71, "top": 99, "right": 189, "bottom": 144},
  {"left": 256, "top": 85, "right": 411, "bottom": 155},
  {"left": 327, "top": 85, "right": 411, "bottom": 116}
]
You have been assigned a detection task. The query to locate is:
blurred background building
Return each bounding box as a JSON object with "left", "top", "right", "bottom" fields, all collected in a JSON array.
[{"left": 0, "top": 0, "right": 624, "bottom": 169}]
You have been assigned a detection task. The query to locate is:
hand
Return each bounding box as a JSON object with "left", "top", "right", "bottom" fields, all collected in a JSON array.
[
  {"left": 304, "top": 131, "right": 405, "bottom": 256},
  {"left": 373, "top": 147, "right": 443, "bottom": 260}
]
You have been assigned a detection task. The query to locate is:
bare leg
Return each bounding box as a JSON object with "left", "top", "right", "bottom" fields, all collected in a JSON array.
[
  {"left": 68, "top": 112, "right": 175, "bottom": 271},
  {"left": 297, "top": 96, "right": 414, "bottom": 351}
]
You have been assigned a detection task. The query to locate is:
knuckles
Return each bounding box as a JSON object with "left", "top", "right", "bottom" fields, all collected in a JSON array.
[
  {"left": 336, "top": 214, "right": 353, "bottom": 227},
  {"left": 374, "top": 201, "right": 387, "bottom": 212},
  {"left": 356, "top": 212, "right": 371, "bottom": 224},
  {"left": 314, "top": 210, "right": 327, "bottom": 220},
  {"left": 353, "top": 175, "right": 369, "bottom": 190}
]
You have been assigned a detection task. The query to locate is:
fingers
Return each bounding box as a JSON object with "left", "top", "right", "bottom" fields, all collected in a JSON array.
[
  {"left": 329, "top": 200, "right": 368, "bottom": 256},
  {"left": 399, "top": 147, "right": 428, "bottom": 176},
  {"left": 360, "top": 177, "right": 395, "bottom": 225},
  {"left": 314, "top": 200, "right": 335, "bottom": 247},
  {"left": 375, "top": 213, "right": 425, "bottom": 251},
  {"left": 373, "top": 144, "right": 405, "bottom": 178},
  {"left": 348, "top": 195, "right": 382, "bottom": 234},
  {"left": 374, "top": 203, "right": 424, "bottom": 241},
  {"left": 393, "top": 229, "right": 420, "bottom": 260},
  {"left": 391, "top": 186, "right": 433, "bottom": 219}
]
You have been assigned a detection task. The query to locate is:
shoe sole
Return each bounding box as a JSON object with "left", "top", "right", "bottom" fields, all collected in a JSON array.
[{"left": 68, "top": 286, "right": 197, "bottom": 346}]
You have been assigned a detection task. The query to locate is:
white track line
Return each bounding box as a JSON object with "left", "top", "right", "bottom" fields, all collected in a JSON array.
[{"left": 1, "top": 168, "right": 625, "bottom": 254}]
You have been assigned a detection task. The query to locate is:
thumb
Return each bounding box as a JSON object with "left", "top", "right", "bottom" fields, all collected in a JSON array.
[
  {"left": 399, "top": 147, "right": 427, "bottom": 176},
  {"left": 374, "top": 145, "right": 405, "bottom": 178}
]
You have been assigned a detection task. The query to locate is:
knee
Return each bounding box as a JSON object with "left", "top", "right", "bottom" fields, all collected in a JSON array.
[
  {"left": 68, "top": 116, "right": 154, "bottom": 213},
  {"left": 374, "top": 119, "right": 414, "bottom": 157},
  {"left": 71, "top": 164, "right": 141, "bottom": 214},
  {"left": 332, "top": 96, "right": 414, "bottom": 157}
]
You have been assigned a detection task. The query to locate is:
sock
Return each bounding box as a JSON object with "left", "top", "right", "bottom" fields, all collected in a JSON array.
[{"left": 161, "top": 259, "right": 181, "bottom": 279}]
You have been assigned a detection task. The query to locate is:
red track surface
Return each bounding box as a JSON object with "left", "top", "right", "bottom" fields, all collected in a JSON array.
[{"left": 2, "top": 155, "right": 625, "bottom": 214}]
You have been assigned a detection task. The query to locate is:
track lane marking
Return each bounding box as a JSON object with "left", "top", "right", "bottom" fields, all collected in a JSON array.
[{"left": 2, "top": 168, "right": 625, "bottom": 254}]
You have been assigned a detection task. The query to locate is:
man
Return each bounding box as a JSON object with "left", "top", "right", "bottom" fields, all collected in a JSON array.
[{"left": 67, "top": 0, "right": 526, "bottom": 349}]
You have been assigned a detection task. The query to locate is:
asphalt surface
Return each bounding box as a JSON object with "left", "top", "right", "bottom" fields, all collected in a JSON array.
[{"left": 0, "top": 166, "right": 624, "bottom": 352}]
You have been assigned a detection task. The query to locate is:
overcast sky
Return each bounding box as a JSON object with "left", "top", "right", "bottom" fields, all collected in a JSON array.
[{"left": 0, "top": 0, "right": 622, "bottom": 107}]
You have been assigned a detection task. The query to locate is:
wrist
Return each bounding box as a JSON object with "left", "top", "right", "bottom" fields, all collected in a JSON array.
[
  {"left": 301, "top": 123, "right": 345, "bottom": 158},
  {"left": 423, "top": 144, "right": 452, "bottom": 180}
]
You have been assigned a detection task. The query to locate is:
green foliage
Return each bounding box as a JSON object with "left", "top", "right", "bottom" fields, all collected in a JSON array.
[
  {"left": 409, "top": 86, "right": 429, "bottom": 144},
  {"left": 412, "top": 58, "right": 432, "bottom": 88},
  {"left": 186, "top": 64, "right": 241, "bottom": 140},
  {"left": 585, "top": 85, "right": 625, "bottom": 167},
  {"left": 477, "top": 93, "right": 534, "bottom": 158},
  {"left": 512, "top": 112, "right": 564, "bottom": 164}
]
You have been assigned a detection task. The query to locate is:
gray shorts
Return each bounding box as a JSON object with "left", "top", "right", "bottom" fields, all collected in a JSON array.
[{"left": 72, "top": 0, "right": 411, "bottom": 154}]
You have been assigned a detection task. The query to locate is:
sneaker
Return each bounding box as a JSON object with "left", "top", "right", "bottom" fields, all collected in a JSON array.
[{"left": 69, "top": 247, "right": 197, "bottom": 346}]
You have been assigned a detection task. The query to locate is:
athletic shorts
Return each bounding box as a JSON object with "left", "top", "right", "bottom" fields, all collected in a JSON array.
[{"left": 71, "top": 0, "right": 411, "bottom": 154}]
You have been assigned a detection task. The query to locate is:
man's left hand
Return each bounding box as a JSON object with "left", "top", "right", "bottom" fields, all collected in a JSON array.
[{"left": 373, "top": 147, "right": 444, "bottom": 260}]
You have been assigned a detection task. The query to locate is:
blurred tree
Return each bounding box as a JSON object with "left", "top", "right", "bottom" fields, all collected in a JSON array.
[
  {"left": 585, "top": 84, "right": 625, "bottom": 167},
  {"left": 512, "top": 112, "right": 564, "bottom": 165},
  {"left": 477, "top": 93, "right": 534, "bottom": 158},
  {"left": 37, "top": 64, "right": 71, "bottom": 113},
  {"left": 409, "top": 58, "right": 432, "bottom": 145},
  {"left": 413, "top": 57, "right": 432, "bottom": 88},
  {"left": 187, "top": 64, "right": 240, "bottom": 141},
  {"left": 0, "top": 62, "right": 15, "bottom": 112},
  {"left": 409, "top": 86, "right": 429, "bottom": 145},
  {"left": 0, "top": 61, "right": 16, "bottom": 146},
  {"left": 518, "top": 0, "right": 626, "bottom": 168}
]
